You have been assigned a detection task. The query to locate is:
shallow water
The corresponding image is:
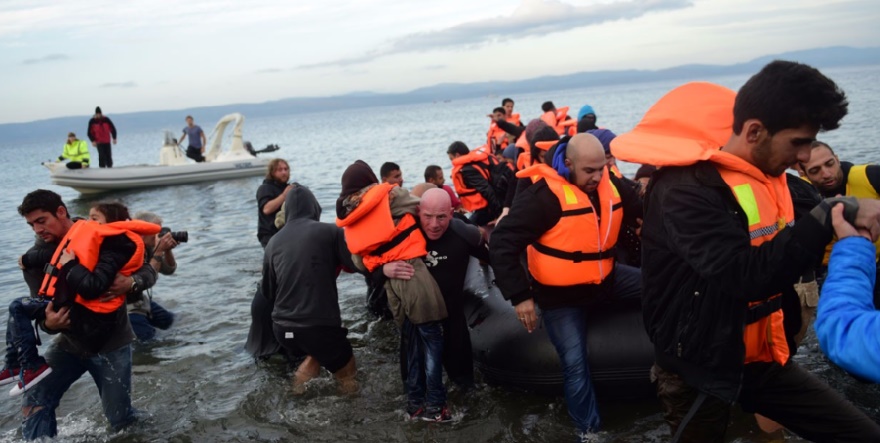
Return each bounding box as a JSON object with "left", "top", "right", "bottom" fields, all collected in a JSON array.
[{"left": 0, "top": 65, "right": 879, "bottom": 442}]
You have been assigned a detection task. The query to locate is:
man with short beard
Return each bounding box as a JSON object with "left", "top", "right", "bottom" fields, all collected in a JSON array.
[{"left": 256, "top": 158, "right": 293, "bottom": 248}]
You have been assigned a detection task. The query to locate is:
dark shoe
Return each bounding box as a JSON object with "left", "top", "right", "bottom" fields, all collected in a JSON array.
[
  {"left": 9, "top": 364, "right": 52, "bottom": 397},
  {"left": 0, "top": 367, "right": 20, "bottom": 387},
  {"left": 405, "top": 403, "right": 425, "bottom": 421},
  {"left": 422, "top": 405, "right": 452, "bottom": 423}
]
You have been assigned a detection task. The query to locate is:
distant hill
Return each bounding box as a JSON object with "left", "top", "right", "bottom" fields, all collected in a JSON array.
[{"left": 2, "top": 46, "right": 878, "bottom": 142}]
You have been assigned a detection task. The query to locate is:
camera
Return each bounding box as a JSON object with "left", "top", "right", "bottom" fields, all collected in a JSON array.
[{"left": 159, "top": 227, "right": 188, "bottom": 243}]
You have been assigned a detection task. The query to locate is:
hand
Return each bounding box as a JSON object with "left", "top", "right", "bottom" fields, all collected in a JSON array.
[
  {"left": 91, "top": 141, "right": 97, "bottom": 147},
  {"left": 832, "top": 203, "right": 874, "bottom": 241},
  {"left": 106, "top": 273, "right": 133, "bottom": 296},
  {"left": 59, "top": 248, "right": 75, "bottom": 266},
  {"left": 282, "top": 184, "right": 294, "bottom": 196},
  {"left": 154, "top": 233, "right": 179, "bottom": 254},
  {"left": 44, "top": 302, "right": 70, "bottom": 331},
  {"left": 635, "top": 217, "right": 643, "bottom": 237},
  {"left": 18, "top": 255, "right": 25, "bottom": 270},
  {"left": 515, "top": 298, "right": 538, "bottom": 333},
  {"left": 854, "top": 198, "right": 880, "bottom": 240},
  {"left": 200, "top": 148, "right": 205, "bottom": 154},
  {"left": 383, "top": 261, "right": 414, "bottom": 280},
  {"left": 112, "top": 139, "right": 117, "bottom": 145},
  {"left": 495, "top": 207, "right": 510, "bottom": 226}
]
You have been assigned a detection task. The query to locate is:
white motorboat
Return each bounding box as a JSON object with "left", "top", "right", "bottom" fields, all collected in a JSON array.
[{"left": 44, "top": 113, "right": 274, "bottom": 194}]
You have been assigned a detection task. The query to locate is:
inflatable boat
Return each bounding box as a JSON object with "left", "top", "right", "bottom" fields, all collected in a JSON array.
[
  {"left": 462, "top": 259, "right": 655, "bottom": 398},
  {"left": 44, "top": 113, "right": 272, "bottom": 194}
]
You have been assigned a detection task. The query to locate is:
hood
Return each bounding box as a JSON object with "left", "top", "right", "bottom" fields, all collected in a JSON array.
[
  {"left": 610, "top": 82, "right": 736, "bottom": 168},
  {"left": 285, "top": 185, "right": 321, "bottom": 223}
]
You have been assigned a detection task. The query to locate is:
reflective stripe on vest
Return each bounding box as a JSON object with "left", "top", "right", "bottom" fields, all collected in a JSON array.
[
  {"left": 519, "top": 163, "right": 622, "bottom": 286},
  {"left": 718, "top": 160, "right": 794, "bottom": 366},
  {"left": 40, "top": 220, "right": 159, "bottom": 314}
]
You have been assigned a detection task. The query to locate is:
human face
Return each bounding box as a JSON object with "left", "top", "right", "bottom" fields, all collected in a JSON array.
[
  {"left": 802, "top": 146, "right": 843, "bottom": 192},
  {"left": 752, "top": 124, "right": 816, "bottom": 177},
  {"left": 419, "top": 204, "right": 452, "bottom": 240},
  {"left": 185, "top": 117, "right": 194, "bottom": 127},
  {"left": 385, "top": 169, "right": 403, "bottom": 187},
  {"left": 566, "top": 152, "right": 607, "bottom": 193},
  {"left": 493, "top": 111, "right": 505, "bottom": 121},
  {"left": 605, "top": 153, "right": 617, "bottom": 168},
  {"left": 25, "top": 208, "right": 69, "bottom": 243},
  {"left": 272, "top": 162, "right": 290, "bottom": 183},
  {"left": 89, "top": 208, "right": 108, "bottom": 224},
  {"left": 503, "top": 102, "right": 514, "bottom": 116},
  {"left": 433, "top": 170, "right": 445, "bottom": 187}
]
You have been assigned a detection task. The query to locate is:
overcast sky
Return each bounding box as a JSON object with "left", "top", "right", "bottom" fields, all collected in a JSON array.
[{"left": 1, "top": 0, "right": 877, "bottom": 124}]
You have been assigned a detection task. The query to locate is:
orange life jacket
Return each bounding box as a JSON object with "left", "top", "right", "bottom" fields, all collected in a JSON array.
[
  {"left": 335, "top": 183, "right": 427, "bottom": 272},
  {"left": 39, "top": 219, "right": 160, "bottom": 314},
  {"left": 451, "top": 146, "right": 495, "bottom": 212},
  {"left": 517, "top": 163, "right": 622, "bottom": 286},
  {"left": 541, "top": 106, "right": 577, "bottom": 137},
  {"left": 611, "top": 81, "right": 791, "bottom": 366},
  {"left": 506, "top": 113, "right": 521, "bottom": 126},
  {"left": 516, "top": 140, "right": 557, "bottom": 171},
  {"left": 487, "top": 121, "right": 509, "bottom": 150}
]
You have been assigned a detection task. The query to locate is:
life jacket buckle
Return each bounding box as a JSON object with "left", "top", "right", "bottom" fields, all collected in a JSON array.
[{"left": 43, "top": 262, "right": 59, "bottom": 278}]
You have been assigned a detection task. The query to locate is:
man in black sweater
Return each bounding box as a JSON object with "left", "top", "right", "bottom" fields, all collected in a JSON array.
[{"left": 262, "top": 186, "right": 358, "bottom": 394}]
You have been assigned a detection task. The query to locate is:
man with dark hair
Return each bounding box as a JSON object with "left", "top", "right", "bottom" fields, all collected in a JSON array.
[
  {"left": 613, "top": 61, "right": 880, "bottom": 441},
  {"left": 447, "top": 141, "right": 511, "bottom": 226},
  {"left": 87, "top": 107, "right": 117, "bottom": 168},
  {"left": 12, "top": 189, "right": 149, "bottom": 439},
  {"left": 179, "top": 115, "right": 207, "bottom": 163},
  {"left": 424, "top": 165, "right": 461, "bottom": 211},
  {"left": 541, "top": 101, "right": 556, "bottom": 113},
  {"left": 502, "top": 98, "right": 515, "bottom": 117},
  {"left": 380, "top": 162, "right": 403, "bottom": 187},
  {"left": 255, "top": 159, "right": 292, "bottom": 248},
  {"left": 486, "top": 107, "right": 510, "bottom": 150}
]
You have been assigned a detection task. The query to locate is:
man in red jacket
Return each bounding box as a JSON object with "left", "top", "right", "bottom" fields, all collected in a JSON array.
[{"left": 87, "top": 106, "right": 118, "bottom": 168}]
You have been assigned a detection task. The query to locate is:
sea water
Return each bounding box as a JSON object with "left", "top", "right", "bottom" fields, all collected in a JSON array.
[{"left": 0, "top": 65, "right": 878, "bottom": 442}]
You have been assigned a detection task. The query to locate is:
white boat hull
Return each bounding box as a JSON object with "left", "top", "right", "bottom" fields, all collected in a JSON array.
[{"left": 47, "top": 158, "right": 270, "bottom": 194}]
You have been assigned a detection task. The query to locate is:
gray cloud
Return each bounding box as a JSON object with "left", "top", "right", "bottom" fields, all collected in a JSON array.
[
  {"left": 100, "top": 81, "right": 137, "bottom": 88},
  {"left": 22, "top": 53, "right": 69, "bottom": 65},
  {"left": 300, "top": 0, "right": 692, "bottom": 69}
]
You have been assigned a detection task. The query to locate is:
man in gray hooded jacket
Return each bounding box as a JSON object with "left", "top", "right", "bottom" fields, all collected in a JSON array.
[{"left": 262, "top": 186, "right": 359, "bottom": 394}]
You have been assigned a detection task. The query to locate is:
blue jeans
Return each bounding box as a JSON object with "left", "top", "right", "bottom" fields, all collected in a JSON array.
[
  {"left": 403, "top": 319, "right": 446, "bottom": 408},
  {"left": 129, "top": 301, "right": 175, "bottom": 341},
  {"left": 5, "top": 297, "right": 49, "bottom": 370},
  {"left": 21, "top": 343, "right": 134, "bottom": 440},
  {"left": 542, "top": 264, "right": 642, "bottom": 434}
]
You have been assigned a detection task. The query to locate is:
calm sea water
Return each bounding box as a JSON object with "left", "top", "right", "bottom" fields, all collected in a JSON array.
[{"left": 0, "top": 65, "right": 879, "bottom": 442}]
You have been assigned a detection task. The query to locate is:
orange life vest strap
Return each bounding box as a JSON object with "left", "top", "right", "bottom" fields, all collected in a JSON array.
[{"left": 369, "top": 222, "right": 420, "bottom": 258}]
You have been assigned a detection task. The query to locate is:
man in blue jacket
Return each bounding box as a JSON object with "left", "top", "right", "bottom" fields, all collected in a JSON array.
[{"left": 815, "top": 203, "right": 880, "bottom": 383}]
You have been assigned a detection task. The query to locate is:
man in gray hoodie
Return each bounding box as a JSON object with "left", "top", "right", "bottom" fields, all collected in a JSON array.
[{"left": 261, "top": 186, "right": 359, "bottom": 394}]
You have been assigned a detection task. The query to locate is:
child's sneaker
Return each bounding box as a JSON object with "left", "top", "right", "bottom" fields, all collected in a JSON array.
[
  {"left": 422, "top": 405, "right": 452, "bottom": 423},
  {"left": 9, "top": 364, "right": 52, "bottom": 397},
  {"left": 0, "top": 367, "right": 21, "bottom": 387},
  {"left": 405, "top": 403, "right": 425, "bottom": 421}
]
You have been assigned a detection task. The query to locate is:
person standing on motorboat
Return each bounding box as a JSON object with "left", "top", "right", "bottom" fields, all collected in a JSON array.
[
  {"left": 57, "top": 132, "right": 89, "bottom": 169},
  {"left": 179, "top": 115, "right": 207, "bottom": 163},
  {"left": 490, "top": 133, "right": 643, "bottom": 440},
  {"left": 87, "top": 107, "right": 117, "bottom": 168}
]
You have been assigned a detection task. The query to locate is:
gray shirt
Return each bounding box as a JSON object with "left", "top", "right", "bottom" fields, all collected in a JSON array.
[{"left": 182, "top": 125, "right": 204, "bottom": 148}]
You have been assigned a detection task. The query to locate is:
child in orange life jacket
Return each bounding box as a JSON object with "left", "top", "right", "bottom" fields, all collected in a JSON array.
[
  {"left": 335, "top": 160, "right": 452, "bottom": 422},
  {"left": 1, "top": 209, "right": 156, "bottom": 396}
]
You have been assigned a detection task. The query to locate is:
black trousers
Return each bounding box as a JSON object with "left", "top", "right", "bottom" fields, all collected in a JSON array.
[
  {"left": 654, "top": 361, "right": 880, "bottom": 442},
  {"left": 186, "top": 146, "right": 205, "bottom": 163},
  {"left": 96, "top": 143, "right": 112, "bottom": 168}
]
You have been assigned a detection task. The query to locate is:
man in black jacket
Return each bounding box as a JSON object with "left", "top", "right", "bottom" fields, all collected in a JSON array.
[
  {"left": 490, "top": 134, "right": 642, "bottom": 438},
  {"left": 262, "top": 186, "right": 358, "bottom": 394},
  {"left": 639, "top": 62, "right": 880, "bottom": 441},
  {"left": 16, "top": 190, "right": 141, "bottom": 440},
  {"left": 447, "top": 141, "right": 512, "bottom": 226}
]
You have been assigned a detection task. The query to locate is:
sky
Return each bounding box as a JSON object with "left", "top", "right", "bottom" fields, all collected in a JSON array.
[{"left": 1, "top": 0, "right": 878, "bottom": 124}]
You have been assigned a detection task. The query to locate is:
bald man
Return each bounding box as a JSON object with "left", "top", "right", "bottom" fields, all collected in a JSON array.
[
  {"left": 490, "top": 133, "right": 642, "bottom": 438},
  {"left": 385, "top": 188, "right": 490, "bottom": 389}
]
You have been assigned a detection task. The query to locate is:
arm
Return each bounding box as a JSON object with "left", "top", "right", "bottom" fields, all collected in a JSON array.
[
  {"left": 200, "top": 129, "right": 207, "bottom": 152},
  {"left": 179, "top": 130, "right": 187, "bottom": 145},
  {"left": 450, "top": 219, "right": 491, "bottom": 263},
  {"left": 87, "top": 119, "right": 96, "bottom": 142},
  {"left": 259, "top": 185, "right": 290, "bottom": 216},
  {"left": 815, "top": 236, "right": 880, "bottom": 383},
  {"left": 64, "top": 234, "right": 137, "bottom": 299},
  {"left": 489, "top": 181, "right": 561, "bottom": 305},
  {"left": 495, "top": 119, "right": 524, "bottom": 138},
  {"left": 661, "top": 183, "right": 830, "bottom": 302},
  {"left": 461, "top": 165, "right": 500, "bottom": 213},
  {"left": 150, "top": 233, "right": 178, "bottom": 275}
]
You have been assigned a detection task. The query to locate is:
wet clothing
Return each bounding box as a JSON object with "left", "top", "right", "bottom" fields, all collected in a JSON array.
[
  {"left": 272, "top": 324, "right": 353, "bottom": 373},
  {"left": 403, "top": 319, "right": 446, "bottom": 409},
  {"left": 653, "top": 361, "right": 880, "bottom": 442},
  {"left": 127, "top": 249, "right": 174, "bottom": 341},
  {"left": 256, "top": 179, "right": 288, "bottom": 247},
  {"left": 19, "top": 234, "right": 137, "bottom": 440},
  {"left": 816, "top": 236, "right": 880, "bottom": 383},
  {"left": 490, "top": 173, "right": 642, "bottom": 309}
]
